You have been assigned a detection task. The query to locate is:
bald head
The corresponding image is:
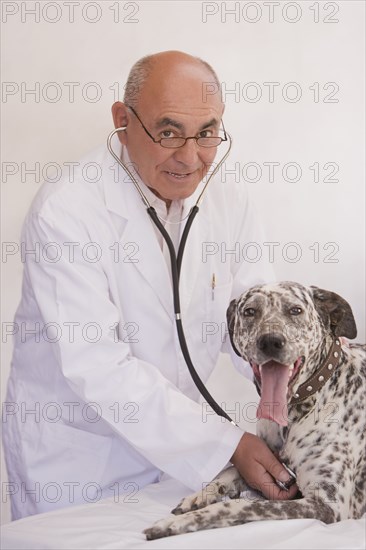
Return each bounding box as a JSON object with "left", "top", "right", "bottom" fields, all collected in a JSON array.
[
  {"left": 123, "top": 50, "right": 222, "bottom": 108},
  {"left": 112, "top": 50, "right": 225, "bottom": 204}
]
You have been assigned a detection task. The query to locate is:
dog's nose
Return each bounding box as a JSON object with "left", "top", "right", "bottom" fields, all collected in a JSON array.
[{"left": 257, "top": 333, "right": 286, "bottom": 355}]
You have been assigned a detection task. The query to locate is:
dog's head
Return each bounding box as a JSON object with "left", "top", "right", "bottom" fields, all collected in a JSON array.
[{"left": 227, "top": 282, "right": 357, "bottom": 425}]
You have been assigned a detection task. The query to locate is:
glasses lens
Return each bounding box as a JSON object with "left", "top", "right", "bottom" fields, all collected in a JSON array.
[
  {"left": 160, "top": 137, "right": 186, "bottom": 148},
  {"left": 160, "top": 136, "right": 225, "bottom": 148},
  {"left": 197, "top": 137, "right": 222, "bottom": 147}
]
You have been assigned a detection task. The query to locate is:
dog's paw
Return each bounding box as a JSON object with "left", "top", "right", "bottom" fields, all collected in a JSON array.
[
  {"left": 143, "top": 514, "right": 197, "bottom": 540},
  {"left": 171, "top": 484, "right": 223, "bottom": 515},
  {"left": 172, "top": 494, "right": 206, "bottom": 515},
  {"left": 143, "top": 516, "right": 175, "bottom": 540}
]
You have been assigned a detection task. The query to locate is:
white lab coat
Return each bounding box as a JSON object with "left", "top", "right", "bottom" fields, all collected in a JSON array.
[{"left": 3, "top": 137, "right": 275, "bottom": 519}]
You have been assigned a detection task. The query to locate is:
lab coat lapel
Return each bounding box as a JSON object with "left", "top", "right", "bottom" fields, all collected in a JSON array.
[
  {"left": 178, "top": 198, "right": 210, "bottom": 317},
  {"left": 121, "top": 212, "right": 174, "bottom": 316},
  {"left": 102, "top": 147, "right": 173, "bottom": 318}
]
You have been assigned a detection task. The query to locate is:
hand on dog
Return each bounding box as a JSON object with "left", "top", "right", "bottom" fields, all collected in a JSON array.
[{"left": 231, "top": 432, "right": 299, "bottom": 501}]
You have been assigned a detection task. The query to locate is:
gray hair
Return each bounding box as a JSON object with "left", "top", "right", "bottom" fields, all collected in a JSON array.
[{"left": 123, "top": 54, "right": 221, "bottom": 108}]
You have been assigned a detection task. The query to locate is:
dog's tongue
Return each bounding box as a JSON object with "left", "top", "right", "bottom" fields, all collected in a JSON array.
[{"left": 257, "top": 361, "right": 289, "bottom": 426}]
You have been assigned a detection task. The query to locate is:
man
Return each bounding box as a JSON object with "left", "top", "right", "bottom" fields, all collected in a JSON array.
[{"left": 3, "top": 51, "right": 297, "bottom": 520}]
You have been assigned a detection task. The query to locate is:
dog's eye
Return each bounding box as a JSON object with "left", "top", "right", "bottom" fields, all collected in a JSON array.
[
  {"left": 289, "top": 306, "right": 302, "bottom": 316},
  {"left": 244, "top": 308, "right": 256, "bottom": 317}
]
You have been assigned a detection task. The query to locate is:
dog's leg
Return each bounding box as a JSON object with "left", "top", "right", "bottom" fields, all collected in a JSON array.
[
  {"left": 171, "top": 466, "right": 251, "bottom": 514},
  {"left": 256, "top": 419, "right": 285, "bottom": 454},
  {"left": 351, "top": 454, "right": 366, "bottom": 518},
  {"left": 144, "top": 495, "right": 336, "bottom": 540}
]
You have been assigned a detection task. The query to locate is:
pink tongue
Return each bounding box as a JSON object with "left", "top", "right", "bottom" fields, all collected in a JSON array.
[{"left": 257, "top": 361, "right": 290, "bottom": 426}]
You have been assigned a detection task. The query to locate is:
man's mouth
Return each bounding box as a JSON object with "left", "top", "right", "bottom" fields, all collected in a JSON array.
[
  {"left": 251, "top": 357, "right": 304, "bottom": 426},
  {"left": 165, "top": 171, "right": 192, "bottom": 179}
]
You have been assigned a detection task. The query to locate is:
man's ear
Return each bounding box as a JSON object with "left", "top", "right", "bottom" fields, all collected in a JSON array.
[
  {"left": 226, "top": 298, "right": 241, "bottom": 356},
  {"left": 311, "top": 286, "right": 357, "bottom": 339},
  {"left": 111, "top": 102, "right": 129, "bottom": 145}
]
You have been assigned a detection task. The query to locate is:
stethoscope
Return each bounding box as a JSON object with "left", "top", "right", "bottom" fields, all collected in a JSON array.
[
  {"left": 107, "top": 128, "right": 298, "bottom": 491},
  {"left": 107, "top": 126, "right": 238, "bottom": 427}
]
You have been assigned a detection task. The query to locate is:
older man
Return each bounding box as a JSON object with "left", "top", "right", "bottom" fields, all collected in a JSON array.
[{"left": 3, "top": 51, "right": 297, "bottom": 520}]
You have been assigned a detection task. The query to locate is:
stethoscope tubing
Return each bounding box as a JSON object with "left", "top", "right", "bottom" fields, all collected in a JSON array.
[{"left": 107, "top": 130, "right": 238, "bottom": 426}]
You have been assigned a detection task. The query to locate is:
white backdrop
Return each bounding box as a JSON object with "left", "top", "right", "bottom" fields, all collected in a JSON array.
[{"left": 1, "top": 0, "right": 365, "bottom": 525}]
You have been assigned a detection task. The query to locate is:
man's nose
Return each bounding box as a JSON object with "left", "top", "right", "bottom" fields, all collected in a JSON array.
[{"left": 173, "top": 138, "right": 200, "bottom": 165}]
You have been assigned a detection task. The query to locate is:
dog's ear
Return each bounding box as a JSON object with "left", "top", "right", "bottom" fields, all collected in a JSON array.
[
  {"left": 311, "top": 286, "right": 357, "bottom": 339},
  {"left": 226, "top": 298, "right": 241, "bottom": 356}
]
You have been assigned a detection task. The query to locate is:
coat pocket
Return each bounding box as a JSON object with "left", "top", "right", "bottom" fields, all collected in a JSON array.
[{"left": 204, "top": 277, "right": 233, "bottom": 362}]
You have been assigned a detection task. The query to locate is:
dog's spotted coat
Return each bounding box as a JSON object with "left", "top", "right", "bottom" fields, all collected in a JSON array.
[{"left": 144, "top": 282, "right": 365, "bottom": 539}]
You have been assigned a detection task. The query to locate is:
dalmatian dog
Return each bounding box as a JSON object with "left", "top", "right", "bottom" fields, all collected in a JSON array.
[{"left": 144, "top": 282, "right": 365, "bottom": 539}]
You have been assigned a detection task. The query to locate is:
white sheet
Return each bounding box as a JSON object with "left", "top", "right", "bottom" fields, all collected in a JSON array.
[{"left": 1, "top": 477, "right": 365, "bottom": 550}]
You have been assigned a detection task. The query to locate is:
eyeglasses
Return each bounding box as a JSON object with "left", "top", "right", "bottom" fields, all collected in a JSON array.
[{"left": 126, "top": 105, "right": 228, "bottom": 149}]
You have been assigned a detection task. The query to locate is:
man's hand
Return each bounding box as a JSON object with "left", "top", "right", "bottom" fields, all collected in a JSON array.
[{"left": 230, "top": 432, "right": 299, "bottom": 500}]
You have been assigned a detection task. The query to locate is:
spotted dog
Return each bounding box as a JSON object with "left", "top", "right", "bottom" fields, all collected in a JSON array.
[{"left": 144, "top": 282, "right": 365, "bottom": 539}]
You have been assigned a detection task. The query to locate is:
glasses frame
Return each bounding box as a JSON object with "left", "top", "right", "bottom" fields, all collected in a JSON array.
[{"left": 126, "top": 105, "right": 228, "bottom": 149}]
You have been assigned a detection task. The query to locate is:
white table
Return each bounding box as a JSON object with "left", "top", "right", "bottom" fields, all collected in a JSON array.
[{"left": 1, "top": 477, "right": 365, "bottom": 550}]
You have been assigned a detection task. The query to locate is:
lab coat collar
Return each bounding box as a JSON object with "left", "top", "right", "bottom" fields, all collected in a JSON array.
[
  {"left": 102, "top": 137, "right": 210, "bottom": 316},
  {"left": 103, "top": 136, "right": 147, "bottom": 220},
  {"left": 103, "top": 136, "right": 208, "bottom": 223}
]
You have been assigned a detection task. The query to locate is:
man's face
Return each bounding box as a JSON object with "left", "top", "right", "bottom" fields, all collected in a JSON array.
[{"left": 113, "top": 61, "right": 224, "bottom": 202}]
